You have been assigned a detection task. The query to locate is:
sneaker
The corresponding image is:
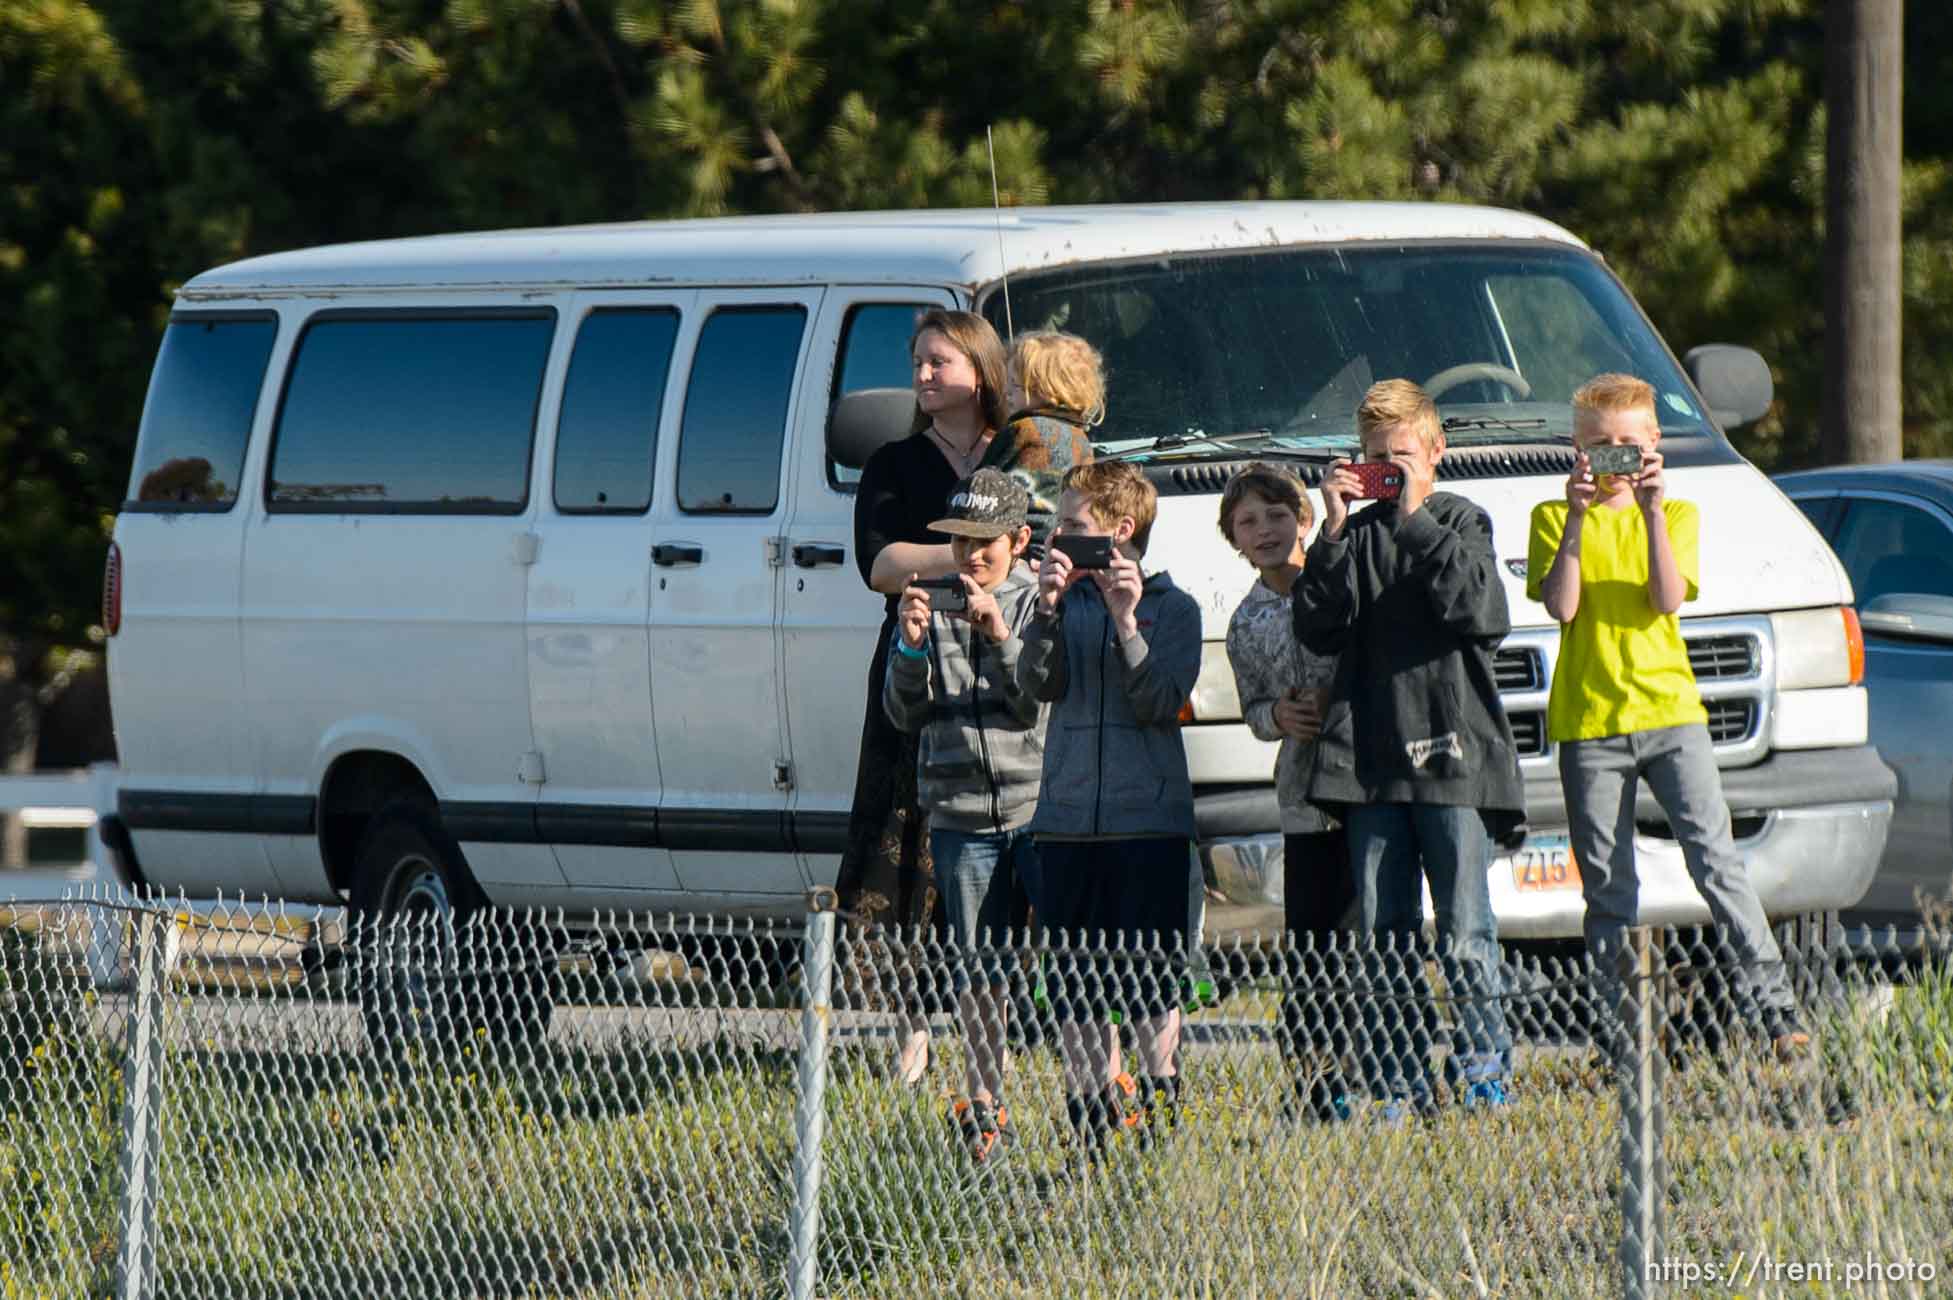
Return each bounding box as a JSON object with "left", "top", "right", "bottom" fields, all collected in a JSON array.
[
  {"left": 1761, "top": 1009, "right": 1814, "bottom": 1063},
  {"left": 1461, "top": 1078, "right": 1512, "bottom": 1110},
  {"left": 1136, "top": 1074, "right": 1183, "bottom": 1147},
  {"left": 1374, "top": 1094, "right": 1439, "bottom": 1128},
  {"left": 1105, "top": 1072, "right": 1146, "bottom": 1142},
  {"left": 1307, "top": 1075, "right": 1353, "bottom": 1124},
  {"left": 1139, "top": 1074, "right": 1181, "bottom": 1125},
  {"left": 950, "top": 1096, "right": 1014, "bottom": 1166},
  {"left": 1064, "top": 1080, "right": 1141, "bottom": 1165}
]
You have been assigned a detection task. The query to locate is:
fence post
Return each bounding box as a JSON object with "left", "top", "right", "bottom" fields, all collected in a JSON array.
[
  {"left": 114, "top": 906, "right": 170, "bottom": 1300},
  {"left": 786, "top": 888, "right": 839, "bottom": 1300},
  {"left": 1619, "top": 925, "right": 1665, "bottom": 1299}
]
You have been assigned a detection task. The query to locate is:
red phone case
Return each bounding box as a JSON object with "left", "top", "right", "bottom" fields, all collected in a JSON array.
[{"left": 1348, "top": 461, "right": 1404, "bottom": 500}]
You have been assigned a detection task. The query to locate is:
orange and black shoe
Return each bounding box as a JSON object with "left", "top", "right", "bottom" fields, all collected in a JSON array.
[
  {"left": 1105, "top": 1072, "right": 1147, "bottom": 1146},
  {"left": 1064, "top": 1074, "right": 1144, "bottom": 1165},
  {"left": 1137, "top": 1073, "right": 1183, "bottom": 1145},
  {"left": 949, "top": 1096, "right": 1015, "bottom": 1166}
]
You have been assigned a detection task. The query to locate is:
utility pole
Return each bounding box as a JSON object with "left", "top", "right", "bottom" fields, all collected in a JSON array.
[{"left": 1822, "top": 0, "right": 1904, "bottom": 464}]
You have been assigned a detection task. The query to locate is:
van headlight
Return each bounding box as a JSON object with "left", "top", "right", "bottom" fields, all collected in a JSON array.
[
  {"left": 1185, "top": 641, "right": 1242, "bottom": 722},
  {"left": 1770, "top": 606, "right": 1866, "bottom": 689}
]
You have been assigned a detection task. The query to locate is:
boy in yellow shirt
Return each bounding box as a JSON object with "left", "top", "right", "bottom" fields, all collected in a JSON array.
[{"left": 1528, "top": 373, "right": 1807, "bottom": 1059}]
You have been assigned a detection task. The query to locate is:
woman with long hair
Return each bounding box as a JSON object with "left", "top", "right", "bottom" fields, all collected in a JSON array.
[{"left": 840, "top": 309, "right": 1011, "bottom": 1083}]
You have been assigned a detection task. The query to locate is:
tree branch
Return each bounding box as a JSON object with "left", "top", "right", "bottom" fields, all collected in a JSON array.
[
  {"left": 559, "top": 0, "right": 637, "bottom": 147},
  {"left": 701, "top": 25, "right": 817, "bottom": 211}
]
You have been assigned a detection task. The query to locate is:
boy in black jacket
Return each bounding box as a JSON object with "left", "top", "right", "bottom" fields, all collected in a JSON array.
[{"left": 1294, "top": 379, "right": 1523, "bottom": 1119}]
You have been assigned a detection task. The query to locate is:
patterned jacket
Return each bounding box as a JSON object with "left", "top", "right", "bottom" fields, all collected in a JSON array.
[
  {"left": 1225, "top": 577, "right": 1339, "bottom": 834},
  {"left": 985, "top": 409, "right": 1096, "bottom": 560}
]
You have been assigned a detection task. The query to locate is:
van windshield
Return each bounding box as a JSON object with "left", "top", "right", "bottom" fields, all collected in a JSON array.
[{"left": 979, "top": 242, "right": 1717, "bottom": 461}]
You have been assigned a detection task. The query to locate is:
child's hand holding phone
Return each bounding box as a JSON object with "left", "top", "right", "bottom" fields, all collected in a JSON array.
[
  {"left": 1345, "top": 461, "right": 1405, "bottom": 501},
  {"left": 897, "top": 575, "right": 932, "bottom": 649}
]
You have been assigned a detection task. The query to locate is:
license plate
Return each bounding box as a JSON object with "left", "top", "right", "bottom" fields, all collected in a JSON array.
[{"left": 1510, "top": 837, "right": 1582, "bottom": 893}]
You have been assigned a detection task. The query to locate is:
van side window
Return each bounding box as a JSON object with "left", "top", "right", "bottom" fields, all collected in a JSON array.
[
  {"left": 829, "top": 303, "right": 928, "bottom": 488},
  {"left": 268, "top": 312, "right": 554, "bottom": 513},
  {"left": 676, "top": 306, "right": 806, "bottom": 514},
  {"left": 126, "top": 314, "right": 278, "bottom": 510},
  {"left": 554, "top": 308, "right": 680, "bottom": 514}
]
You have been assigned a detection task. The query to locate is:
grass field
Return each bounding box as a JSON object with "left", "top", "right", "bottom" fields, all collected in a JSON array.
[{"left": 3, "top": 926, "right": 1951, "bottom": 1299}]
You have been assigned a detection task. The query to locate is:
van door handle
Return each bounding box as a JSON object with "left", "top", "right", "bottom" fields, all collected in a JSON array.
[
  {"left": 652, "top": 543, "right": 703, "bottom": 567},
  {"left": 792, "top": 543, "right": 846, "bottom": 569}
]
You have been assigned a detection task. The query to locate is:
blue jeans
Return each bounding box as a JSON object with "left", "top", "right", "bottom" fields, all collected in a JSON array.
[
  {"left": 1347, "top": 804, "right": 1511, "bottom": 1100},
  {"left": 931, "top": 827, "right": 1042, "bottom": 989}
]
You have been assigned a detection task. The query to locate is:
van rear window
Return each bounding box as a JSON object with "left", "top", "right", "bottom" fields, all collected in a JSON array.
[
  {"left": 126, "top": 314, "right": 278, "bottom": 511},
  {"left": 268, "top": 312, "right": 554, "bottom": 513}
]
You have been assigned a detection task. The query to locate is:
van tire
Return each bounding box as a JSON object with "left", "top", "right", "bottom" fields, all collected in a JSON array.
[{"left": 349, "top": 803, "right": 553, "bottom": 1052}]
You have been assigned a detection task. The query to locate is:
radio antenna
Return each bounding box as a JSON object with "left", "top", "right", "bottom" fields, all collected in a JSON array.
[{"left": 987, "top": 125, "right": 1015, "bottom": 339}]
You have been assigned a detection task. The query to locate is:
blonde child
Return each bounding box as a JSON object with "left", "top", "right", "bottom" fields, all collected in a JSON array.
[
  {"left": 1294, "top": 379, "right": 1522, "bottom": 1118},
  {"left": 988, "top": 330, "right": 1101, "bottom": 559},
  {"left": 1529, "top": 373, "right": 1808, "bottom": 1059}
]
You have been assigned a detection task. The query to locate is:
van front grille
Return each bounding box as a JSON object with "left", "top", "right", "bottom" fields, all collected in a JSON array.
[
  {"left": 1437, "top": 447, "right": 1578, "bottom": 480},
  {"left": 1507, "top": 701, "right": 1755, "bottom": 757},
  {"left": 1494, "top": 647, "right": 1543, "bottom": 692},
  {"left": 1509, "top": 711, "right": 1545, "bottom": 757},
  {"left": 1687, "top": 634, "right": 1759, "bottom": 680},
  {"left": 1705, "top": 698, "right": 1756, "bottom": 744},
  {"left": 1154, "top": 460, "right": 1325, "bottom": 495}
]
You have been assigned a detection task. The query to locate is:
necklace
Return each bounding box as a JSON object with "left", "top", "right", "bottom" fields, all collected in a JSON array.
[{"left": 930, "top": 425, "right": 991, "bottom": 475}]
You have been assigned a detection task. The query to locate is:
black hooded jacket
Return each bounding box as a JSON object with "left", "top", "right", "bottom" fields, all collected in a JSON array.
[{"left": 1292, "top": 491, "right": 1527, "bottom": 846}]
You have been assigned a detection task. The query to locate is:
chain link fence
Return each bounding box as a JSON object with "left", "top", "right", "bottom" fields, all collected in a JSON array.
[{"left": 1, "top": 888, "right": 1948, "bottom": 1298}]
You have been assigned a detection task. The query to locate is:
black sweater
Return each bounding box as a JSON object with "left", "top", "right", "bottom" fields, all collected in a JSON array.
[{"left": 1292, "top": 492, "right": 1526, "bottom": 843}]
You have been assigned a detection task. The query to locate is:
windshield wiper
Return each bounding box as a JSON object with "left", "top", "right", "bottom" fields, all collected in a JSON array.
[
  {"left": 1099, "top": 427, "right": 1291, "bottom": 462},
  {"left": 1440, "top": 414, "right": 1552, "bottom": 436}
]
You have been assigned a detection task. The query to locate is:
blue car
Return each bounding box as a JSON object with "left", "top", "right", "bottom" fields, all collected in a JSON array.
[{"left": 1776, "top": 461, "right": 1953, "bottom": 933}]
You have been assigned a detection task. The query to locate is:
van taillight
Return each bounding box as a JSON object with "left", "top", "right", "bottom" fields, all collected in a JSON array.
[{"left": 103, "top": 542, "right": 122, "bottom": 637}]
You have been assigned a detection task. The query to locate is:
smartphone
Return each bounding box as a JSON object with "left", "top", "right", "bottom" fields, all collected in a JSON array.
[
  {"left": 915, "top": 575, "right": 969, "bottom": 614},
  {"left": 1585, "top": 443, "right": 1644, "bottom": 476},
  {"left": 1346, "top": 461, "right": 1405, "bottom": 501},
  {"left": 1050, "top": 533, "right": 1116, "bottom": 570}
]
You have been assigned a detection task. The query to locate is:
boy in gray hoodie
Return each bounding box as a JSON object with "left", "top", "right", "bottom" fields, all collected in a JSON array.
[
  {"left": 1017, "top": 460, "right": 1202, "bottom": 1154},
  {"left": 884, "top": 467, "right": 1046, "bottom": 1164}
]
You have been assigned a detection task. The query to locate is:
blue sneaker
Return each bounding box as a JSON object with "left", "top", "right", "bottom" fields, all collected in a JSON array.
[
  {"left": 1462, "top": 1078, "right": 1511, "bottom": 1110},
  {"left": 1374, "top": 1094, "right": 1437, "bottom": 1127}
]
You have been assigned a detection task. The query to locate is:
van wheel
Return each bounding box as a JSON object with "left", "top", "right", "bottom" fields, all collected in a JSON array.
[{"left": 350, "top": 803, "right": 553, "bottom": 1052}]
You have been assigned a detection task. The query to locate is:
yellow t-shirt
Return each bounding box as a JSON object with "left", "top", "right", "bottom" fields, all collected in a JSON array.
[{"left": 1526, "top": 498, "right": 1708, "bottom": 743}]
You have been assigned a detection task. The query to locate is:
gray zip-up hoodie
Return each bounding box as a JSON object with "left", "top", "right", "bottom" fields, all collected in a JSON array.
[
  {"left": 1015, "top": 569, "right": 1201, "bottom": 840},
  {"left": 883, "top": 566, "right": 1046, "bottom": 833}
]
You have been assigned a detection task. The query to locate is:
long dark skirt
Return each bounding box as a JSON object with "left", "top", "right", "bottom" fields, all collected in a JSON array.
[{"left": 834, "top": 623, "right": 949, "bottom": 1015}]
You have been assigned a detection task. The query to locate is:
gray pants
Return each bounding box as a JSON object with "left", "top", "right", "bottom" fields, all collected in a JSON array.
[{"left": 1559, "top": 723, "right": 1796, "bottom": 1025}]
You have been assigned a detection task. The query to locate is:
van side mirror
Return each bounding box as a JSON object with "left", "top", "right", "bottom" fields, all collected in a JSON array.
[
  {"left": 1860, "top": 593, "right": 1953, "bottom": 645},
  {"left": 828, "top": 388, "right": 914, "bottom": 471},
  {"left": 1683, "top": 344, "right": 1773, "bottom": 429}
]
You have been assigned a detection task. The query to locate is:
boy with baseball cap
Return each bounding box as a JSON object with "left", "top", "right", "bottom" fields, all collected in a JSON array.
[{"left": 884, "top": 466, "right": 1048, "bottom": 1163}]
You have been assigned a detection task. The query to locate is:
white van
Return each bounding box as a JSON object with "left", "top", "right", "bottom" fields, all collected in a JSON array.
[{"left": 104, "top": 202, "right": 1894, "bottom": 942}]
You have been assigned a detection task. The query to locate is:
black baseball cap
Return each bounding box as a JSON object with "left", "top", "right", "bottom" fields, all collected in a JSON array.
[{"left": 929, "top": 467, "right": 1030, "bottom": 539}]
